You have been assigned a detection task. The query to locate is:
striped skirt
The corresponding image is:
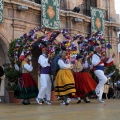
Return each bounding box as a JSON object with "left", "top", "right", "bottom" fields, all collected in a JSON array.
[{"left": 55, "top": 69, "right": 76, "bottom": 96}]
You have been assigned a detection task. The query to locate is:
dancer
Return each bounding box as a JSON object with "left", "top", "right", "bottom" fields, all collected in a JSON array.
[
  {"left": 51, "top": 49, "right": 62, "bottom": 90},
  {"left": 73, "top": 55, "right": 97, "bottom": 103},
  {"left": 0, "top": 65, "right": 4, "bottom": 102},
  {"left": 0, "top": 65, "right": 4, "bottom": 86},
  {"left": 91, "top": 46, "right": 115, "bottom": 103},
  {"left": 36, "top": 47, "right": 52, "bottom": 105},
  {"left": 55, "top": 51, "right": 76, "bottom": 105},
  {"left": 14, "top": 51, "right": 38, "bottom": 105}
]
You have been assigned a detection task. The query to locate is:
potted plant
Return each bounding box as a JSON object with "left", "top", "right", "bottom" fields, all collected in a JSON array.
[
  {"left": 4, "top": 67, "right": 21, "bottom": 103},
  {"left": 4, "top": 67, "right": 19, "bottom": 91},
  {"left": 4, "top": 39, "right": 22, "bottom": 103}
]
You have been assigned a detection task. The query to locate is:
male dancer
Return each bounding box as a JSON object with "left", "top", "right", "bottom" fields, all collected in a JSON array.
[
  {"left": 91, "top": 46, "right": 115, "bottom": 103},
  {"left": 36, "top": 47, "right": 51, "bottom": 105}
]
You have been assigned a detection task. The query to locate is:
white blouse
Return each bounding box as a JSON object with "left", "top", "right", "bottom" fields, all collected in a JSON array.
[
  {"left": 58, "top": 59, "right": 71, "bottom": 69},
  {"left": 24, "top": 63, "right": 33, "bottom": 72},
  {"left": 82, "top": 61, "right": 89, "bottom": 69}
]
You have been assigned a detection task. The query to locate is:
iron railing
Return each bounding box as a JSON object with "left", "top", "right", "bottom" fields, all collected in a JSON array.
[
  {"left": 59, "top": 0, "right": 97, "bottom": 17},
  {"left": 28, "top": 0, "right": 41, "bottom": 4}
]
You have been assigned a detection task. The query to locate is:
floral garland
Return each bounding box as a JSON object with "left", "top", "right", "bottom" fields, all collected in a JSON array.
[{"left": 13, "top": 27, "right": 113, "bottom": 64}]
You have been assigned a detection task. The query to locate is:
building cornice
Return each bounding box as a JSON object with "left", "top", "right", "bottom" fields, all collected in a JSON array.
[
  {"left": 4, "top": 0, "right": 41, "bottom": 10},
  {"left": 4, "top": 0, "right": 120, "bottom": 27},
  {"left": 60, "top": 10, "right": 120, "bottom": 27}
]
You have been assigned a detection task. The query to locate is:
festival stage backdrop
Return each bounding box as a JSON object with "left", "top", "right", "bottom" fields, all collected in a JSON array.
[
  {"left": 0, "top": 0, "right": 3, "bottom": 23},
  {"left": 41, "top": 0, "right": 60, "bottom": 29},
  {"left": 91, "top": 7, "right": 105, "bottom": 34}
]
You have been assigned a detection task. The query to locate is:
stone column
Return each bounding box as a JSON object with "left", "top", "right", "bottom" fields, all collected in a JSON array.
[
  {"left": 109, "top": 0, "right": 116, "bottom": 18},
  {"left": 67, "top": 0, "right": 76, "bottom": 10},
  {"left": 97, "top": 0, "right": 103, "bottom": 9}
]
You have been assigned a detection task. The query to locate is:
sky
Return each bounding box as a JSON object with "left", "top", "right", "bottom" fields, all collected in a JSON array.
[{"left": 115, "top": 0, "right": 120, "bottom": 14}]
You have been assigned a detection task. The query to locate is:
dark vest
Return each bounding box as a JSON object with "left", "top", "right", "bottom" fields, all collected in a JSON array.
[
  {"left": 39, "top": 54, "right": 51, "bottom": 74},
  {"left": 40, "top": 66, "right": 51, "bottom": 74}
]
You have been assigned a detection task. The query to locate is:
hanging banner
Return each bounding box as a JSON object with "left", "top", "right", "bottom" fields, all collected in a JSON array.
[
  {"left": 91, "top": 7, "right": 105, "bottom": 34},
  {"left": 0, "top": 0, "right": 3, "bottom": 23},
  {"left": 41, "top": 0, "right": 60, "bottom": 29}
]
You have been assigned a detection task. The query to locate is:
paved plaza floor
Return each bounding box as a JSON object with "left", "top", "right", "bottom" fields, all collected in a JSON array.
[{"left": 0, "top": 99, "right": 120, "bottom": 120}]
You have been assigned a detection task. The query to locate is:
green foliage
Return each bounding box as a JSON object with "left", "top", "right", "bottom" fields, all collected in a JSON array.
[
  {"left": 105, "top": 64, "right": 120, "bottom": 82},
  {"left": 4, "top": 67, "right": 19, "bottom": 82},
  {"left": 8, "top": 39, "right": 23, "bottom": 67},
  {"left": 5, "top": 39, "right": 23, "bottom": 91},
  {"left": 8, "top": 39, "right": 18, "bottom": 67},
  {"left": 4, "top": 67, "right": 20, "bottom": 91},
  {"left": 6, "top": 82, "right": 16, "bottom": 91}
]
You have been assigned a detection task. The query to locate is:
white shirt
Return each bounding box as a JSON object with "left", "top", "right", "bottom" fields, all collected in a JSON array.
[
  {"left": 24, "top": 63, "right": 33, "bottom": 72},
  {"left": 14, "top": 64, "right": 19, "bottom": 71},
  {"left": 38, "top": 54, "right": 50, "bottom": 67},
  {"left": 92, "top": 54, "right": 104, "bottom": 66},
  {"left": 58, "top": 59, "right": 71, "bottom": 69},
  {"left": 106, "top": 57, "right": 113, "bottom": 63},
  {"left": 82, "top": 61, "right": 93, "bottom": 70},
  {"left": 82, "top": 61, "right": 89, "bottom": 69},
  {"left": 92, "top": 54, "right": 113, "bottom": 66}
]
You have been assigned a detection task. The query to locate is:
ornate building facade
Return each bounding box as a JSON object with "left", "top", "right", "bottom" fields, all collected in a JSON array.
[{"left": 0, "top": 0, "right": 120, "bottom": 102}]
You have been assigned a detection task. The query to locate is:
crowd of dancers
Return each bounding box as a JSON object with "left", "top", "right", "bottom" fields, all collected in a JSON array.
[{"left": 14, "top": 44, "right": 115, "bottom": 105}]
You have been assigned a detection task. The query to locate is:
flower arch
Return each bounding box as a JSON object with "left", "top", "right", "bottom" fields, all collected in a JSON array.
[{"left": 11, "top": 26, "right": 113, "bottom": 66}]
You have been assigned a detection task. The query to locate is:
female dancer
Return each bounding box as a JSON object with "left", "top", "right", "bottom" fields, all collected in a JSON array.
[
  {"left": 55, "top": 51, "right": 76, "bottom": 105},
  {"left": 14, "top": 51, "right": 38, "bottom": 105},
  {"left": 73, "top": 55, "right": 97, "bottom": 103}
]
